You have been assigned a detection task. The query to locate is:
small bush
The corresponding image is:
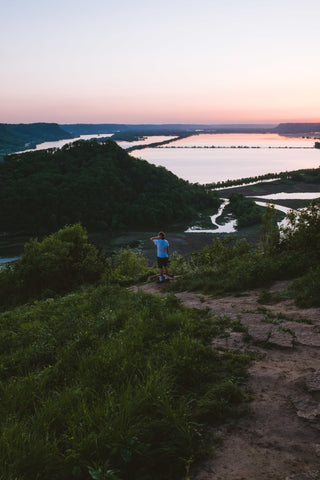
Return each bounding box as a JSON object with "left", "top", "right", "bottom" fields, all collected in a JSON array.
[
  {"left": 290, "top": 267, "right": 320, "bottom": 308},
  {"left": 167, "top": 251, "right": 191, "bottom": 276},
  {"left": 104, "top": 248, "right": 149, "bottom": 285},
  {"left": 0, "top": 224, "right": 105, "bottom": 309},
  {"left": 280, "top": 200, "right": 320, "bottom": 255}
]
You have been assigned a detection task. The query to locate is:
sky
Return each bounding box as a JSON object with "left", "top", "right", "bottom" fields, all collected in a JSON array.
[{"left": 1, "top": 0, "right": 320, "bottom": 125}]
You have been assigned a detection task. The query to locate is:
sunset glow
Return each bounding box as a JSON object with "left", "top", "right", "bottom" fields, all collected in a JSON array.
[{"left": 1, "top": 0, "right": 320, "bottom": 124}]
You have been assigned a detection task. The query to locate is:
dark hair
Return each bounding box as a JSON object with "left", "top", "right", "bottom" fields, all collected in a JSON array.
[{"left": 158, "top": 231, "right": 165, "bottom": 239}]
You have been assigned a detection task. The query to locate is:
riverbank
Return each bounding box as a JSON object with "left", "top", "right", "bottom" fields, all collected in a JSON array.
[{"left": 219, "top": 180, "right": 320, "bottom": 198}]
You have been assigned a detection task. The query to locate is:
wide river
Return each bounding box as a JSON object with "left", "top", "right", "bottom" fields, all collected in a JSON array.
[
  {"left": 130, "top": 133, "right": 320, "bottom": 184},
  {"left": 16, "top": 132, "right": 320, "bottom": 185}
]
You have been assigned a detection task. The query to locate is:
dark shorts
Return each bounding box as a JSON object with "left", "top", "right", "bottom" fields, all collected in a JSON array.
[{"left": 157, "top": 256, "right": 169, "bottom": 268}]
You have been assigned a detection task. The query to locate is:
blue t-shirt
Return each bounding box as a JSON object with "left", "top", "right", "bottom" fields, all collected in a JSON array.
[{"left": 153, "top": 239, "right": 169, "bottom": 258}]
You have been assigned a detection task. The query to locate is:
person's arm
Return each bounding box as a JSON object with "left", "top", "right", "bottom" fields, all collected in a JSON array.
[{"left": 150, "top": 235, "right": 160, "bottom": 242}]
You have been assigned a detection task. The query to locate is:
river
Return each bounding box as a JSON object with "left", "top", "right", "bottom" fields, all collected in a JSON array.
[
  {"left": 13, "top": 132, "right": 320, "bottom": 185},
  {"left": 130, "top": 133, "right": 320, "bottom": 184}
]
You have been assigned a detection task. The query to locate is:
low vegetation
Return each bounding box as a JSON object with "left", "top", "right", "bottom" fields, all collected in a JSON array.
[
  {"left": 208, "top": 166, "right": 320, "bottom": 189},
  {"left": 1, "top": 198, "right": 320, "bottom": 479},
  {"left": 225, "top": 193, "right": 265, "bottom": 228},
  {"left": 0, "top": 226, "right": 253, "bottom": 480},
  {"left": 169, "top": 201, "right": 320, "bottom": 306}
]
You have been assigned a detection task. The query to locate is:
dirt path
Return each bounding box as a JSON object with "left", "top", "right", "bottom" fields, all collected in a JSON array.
[{"left": 131, "top": 280, "right": 320, "bottom": 479}]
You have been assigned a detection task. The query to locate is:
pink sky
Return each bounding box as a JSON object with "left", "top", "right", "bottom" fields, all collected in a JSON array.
[{"left": 1, "top": 0, "right": 320, "bottom": 125}]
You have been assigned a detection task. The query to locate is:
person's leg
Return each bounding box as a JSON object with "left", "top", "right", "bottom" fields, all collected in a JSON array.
[
  {"left": 164, "top": 259, "right": 169, "bottom": 279},
  {"left": 159, "top": 267, "right": 163, "bottom": 280},
  {"left": 158, "top": 258, "right": 164, "bottom": 281}
]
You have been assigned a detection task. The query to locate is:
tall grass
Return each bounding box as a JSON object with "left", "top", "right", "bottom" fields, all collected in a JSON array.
[
  {"left": 169, "top": 234, "right": 317, "bottom": 296},
  {"left": 0, "top": 284, "right": 252, "bottom": 480}
]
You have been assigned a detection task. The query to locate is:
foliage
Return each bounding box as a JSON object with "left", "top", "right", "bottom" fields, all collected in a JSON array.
[
  {"left": 259, "top": 203, "right": 280, "bottom": 254},
  {"left": 0, "top": 284, "right": 252, "bottom": 480},
  {"left": 290, "top": 267, "right": 320, "bottom": 307},
  {"left": 209, "top": 167, "right": 320, "bottom": 189},
  {"left": 278, "top": 202, "right": 320, "bottom": 308},
  {"left": 226, "top": 193, "right": 265, "bottom": 229},
  {"left": 0, "top": 140, "right": 221, "bottom": 235},
  {"left": 104, "top": 248, "right": 149, "bottom": 285},
  {"left": 280, "top": 200, "right": 320, "bottom": 255},
  {"left": 0, "top": 122, "right": 73, "bottom": 159},
  {"left": 190, "top": 237, "right": 252, "bottom": 270},
  {"left": 166, "top": 251, "right": 192, "bottom": 276},
  {"left": 169, "top": 207, "right": 319, "bottom": 295},
  {"left": 0, "top": 224, "right": 105, "bottom": 310}
]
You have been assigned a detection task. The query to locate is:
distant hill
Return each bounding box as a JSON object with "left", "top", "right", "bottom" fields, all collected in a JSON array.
[
  {"left": 0, "top": 139, "right": 220, "bottom": 235},
  {"left": 61, "top": 123, "right": 127, "bottom": 135},
  {"left": 0, "top": 123, "right": 74, "bottom": 159},
  {"left": 274, "top": 123, "right": 320, "bottom": 134},
  {"left": 61, "top": 123, "right": 277, "bottom": 137}
]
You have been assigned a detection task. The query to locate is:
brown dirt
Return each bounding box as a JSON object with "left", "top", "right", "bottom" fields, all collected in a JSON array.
[{"left": 131, "top": 279, "right": 320, "bottom": 479}]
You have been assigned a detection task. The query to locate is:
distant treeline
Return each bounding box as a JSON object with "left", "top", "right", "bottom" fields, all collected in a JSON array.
[
  {"left": 159, "top": 145, "right": 313, "bottom": 149},
  {"left": 0, "top": 140, "right": 220, "bottom": 235},
  {"left": 274, "top": 123, "right": 320, "bottom": 134},
  {"left": 124, "top": 135, "right": 193, "bottom": 152},
  {"left": 0, "top": 123, "right": 74, "bottom": 159},
  {"left": 208, "top": 168, "right": 320, "bottom": 189}
]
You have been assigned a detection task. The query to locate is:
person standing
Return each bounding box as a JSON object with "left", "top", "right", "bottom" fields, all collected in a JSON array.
[{"left": 150, "top": 231, "right": 169, "bottom": 282}]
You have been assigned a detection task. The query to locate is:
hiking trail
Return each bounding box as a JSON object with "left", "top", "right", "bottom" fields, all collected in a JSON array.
[{"left": 131, "top": 279, "right": 320, "bottom": 480}]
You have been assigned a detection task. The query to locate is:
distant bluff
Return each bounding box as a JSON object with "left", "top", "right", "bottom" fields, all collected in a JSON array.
[
  {"left": 275, "top": 123, "right": 320, "bottom": 134},
  {"left": 0, "top": 123, "right": 74, "bottom": 159}
]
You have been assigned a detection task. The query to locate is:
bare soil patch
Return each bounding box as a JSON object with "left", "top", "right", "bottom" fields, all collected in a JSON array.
[{"left": 133, "top": 279, "right": 320, "bottom": 479}]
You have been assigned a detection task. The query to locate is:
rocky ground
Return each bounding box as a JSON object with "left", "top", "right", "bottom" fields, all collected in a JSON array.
[{"left": 131, "top": 280, "right": 320, "bottom": 480}]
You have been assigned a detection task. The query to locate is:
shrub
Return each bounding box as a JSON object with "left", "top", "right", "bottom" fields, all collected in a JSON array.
[
  {"left": 290, "top": 267, "right": 320, "bottom": 308},
  {"left": 190, "top": 237, "right": 251, "bottom": 269},
  {"left": 103, "top": 248, "right": 149, "bottom": 285},
  {"left": 280, "top": 200, "right": 320, "bottom": 256},
  {"left": 167, "top": 251, "right": 191, "bottom": 276},
  {"left": 227, "top": 193, "right": 264, "bottom": 228},
  {"left": 0, "top": 224, "right": 105, "bottom": 309}
]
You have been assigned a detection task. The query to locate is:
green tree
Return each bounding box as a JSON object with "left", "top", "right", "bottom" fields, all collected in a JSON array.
[
  {"left": 0, "top": 224, "right": 105, "bottom": 309},
  {"left": 259, "top": 203, "right": 280, "bottom": 254},
  {"left": 280, "top": 200, "right": 320, "bottom": 255},
  {"left": 0, "top": 140, "right": 221, "bottom": 235}
]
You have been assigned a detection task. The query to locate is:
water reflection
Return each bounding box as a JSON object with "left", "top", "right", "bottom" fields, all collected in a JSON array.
[
  {"left": 168, "top": 133, "right": 316, "bottom": 148},
  {"left": 186, "top": 199, "right": 237, "bottom": 233},
  {"left": 0, "top": 256, "right": 20, "bottom": 265},
  {"left": 247, "top": 192, "right": 320, "bottom": 200},
  {"left": 185, "top": 197, "right": 299, "bottom": 234},
  {"left": 132, "top": 147, "right": 320, "bottom": 184}
]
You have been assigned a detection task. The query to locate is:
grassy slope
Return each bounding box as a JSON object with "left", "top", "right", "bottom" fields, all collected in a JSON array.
[{"left": 0, "top": 283, "right": 253, "bottom": 480}]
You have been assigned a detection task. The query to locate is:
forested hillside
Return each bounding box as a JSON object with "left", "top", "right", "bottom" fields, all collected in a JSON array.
[
  {"left": 0, "top": 140, "right": 220, "bottom": 235},
  {"left": 0, "top": 123, "right": 74, "bottom": 159}
]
